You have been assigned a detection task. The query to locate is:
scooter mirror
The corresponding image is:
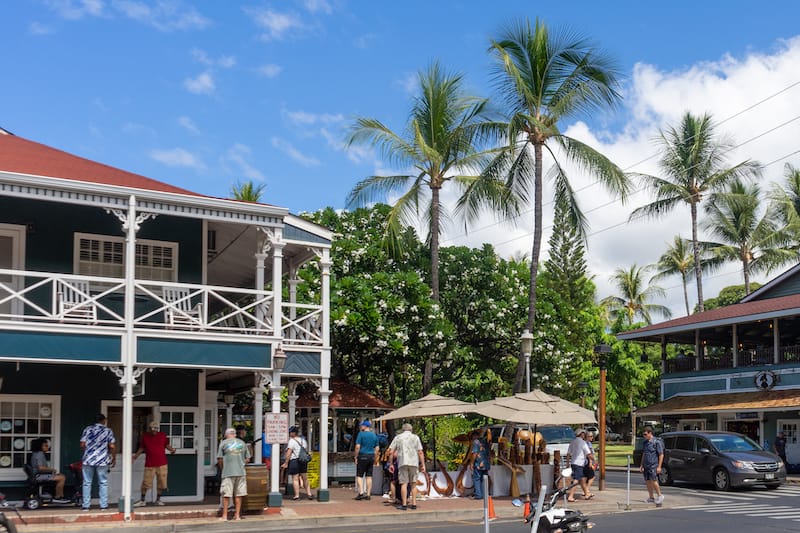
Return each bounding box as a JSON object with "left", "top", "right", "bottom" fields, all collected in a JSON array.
[
  {"left": 511, "top": 498, "right": 523, "bottom": 507},
  {"left": 561, "top": 467, "right": 573, "bottom": 478}
]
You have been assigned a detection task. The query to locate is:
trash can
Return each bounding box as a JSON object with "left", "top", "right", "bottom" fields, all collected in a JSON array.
[{"left": 244, "top": 464, "right": 268, "bottom": 512}]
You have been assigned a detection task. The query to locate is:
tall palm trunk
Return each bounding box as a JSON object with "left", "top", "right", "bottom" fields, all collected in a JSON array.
[
  {"left": 423, "top": 183, "right": 442, "bottom": 395},
  {"left": 691, "top": 200, "right": 704, "bottom": 312},
  {"left": 742, "top": 252, "right": 751, "bottom": 295},
  {"left": 681, "top": 272, "right": 690, "bottom": 316},
  {"left": 516, "top": 141, "right": 544, "bottom": 393}
]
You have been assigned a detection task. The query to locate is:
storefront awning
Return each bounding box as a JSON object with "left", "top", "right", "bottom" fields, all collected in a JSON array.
[{"left": 637, "top": 389, "right": 800, "bottom": 416}]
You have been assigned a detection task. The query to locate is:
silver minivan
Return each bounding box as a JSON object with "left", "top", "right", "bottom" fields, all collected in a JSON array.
[{"left": 659, "top": 431, "right": 786, "bottom": 490}]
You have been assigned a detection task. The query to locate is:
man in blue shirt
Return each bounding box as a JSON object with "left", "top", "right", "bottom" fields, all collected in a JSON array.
[
  {"left": 79, "top": 413, "right": 116, "bottom": 511},
  {"left": 639, "top": 426, "right": 664, "bottom": 506},
  {"left": 469, "top": 429, "right": 491, "bottom": 500},
  {"left": 353, "top": 420, "right": 379, "bottom": 500}
]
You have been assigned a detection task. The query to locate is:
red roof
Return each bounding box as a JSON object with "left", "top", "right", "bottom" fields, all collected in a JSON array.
[
  {"left": 296, "top": 379, "right": 395, "bottom": 410},
  {"left": 0, "top": 131, "right": 201, "bottom": 197},
  {"left": 619, "top": 293, "right": 800, "bottom": 339}
]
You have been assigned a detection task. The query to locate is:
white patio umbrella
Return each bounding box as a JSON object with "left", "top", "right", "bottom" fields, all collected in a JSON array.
[
  {"left": 375, "top": 393, "right": 475, "bottom": 421},
  {"left": 474, "top": 389, "right": 596, "bottom": 425}
]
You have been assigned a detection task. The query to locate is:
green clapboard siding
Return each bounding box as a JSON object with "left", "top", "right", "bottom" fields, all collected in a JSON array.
[
  {"left": 0, "top": 330, "right": 121, "bottom": 362},
  {"left": 166, "top": 454, "right": 197, "bottom": 496},
  {"left": 137, "top": 337, "right": 271, "bottom": 368},
  {"left": 663, "top": 378, "right": 727, "bottom": 399}
]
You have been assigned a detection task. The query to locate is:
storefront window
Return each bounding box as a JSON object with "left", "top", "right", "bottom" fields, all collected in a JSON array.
[
  {"left": 0, "top": 395, "right": 60, "bottom": 479},
  {"left": 160, "top": 408, "right": 197, "bottom": 452}
]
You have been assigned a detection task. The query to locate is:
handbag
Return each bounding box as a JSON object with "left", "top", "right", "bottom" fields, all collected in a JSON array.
[{"left": 295, "top": 438, "right": 312, "bottom": 464}]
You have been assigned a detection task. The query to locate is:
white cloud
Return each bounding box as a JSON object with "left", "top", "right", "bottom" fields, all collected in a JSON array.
[
  {"left": 396, "top": 72, "right": 417, "bottom": 94},
  {"left": 29, "top": 22, "right": 53, "bottom": 35},
  {"left": 303, "top": 0, "right": 332, "bottom": 14},
  {"left": 111, "top": 0, "right": 211, "bottom": 31},
  {"left": 244, "top": 6, "right": 302, "bottom": 41},
  {"left": 226, "top": 143, "right": 265, "bottom": 182},
  {"left": 177, "top": 116, "right": 199, "bottom": 135},
  {"left": 271, "top": 137, "right": 320, "bottom": 167},
  {"left": 191, "top": 48, "right": 235, "bottom": 68},
  {"left": 45, "top": 0, "right": 105, "bottom": 20},
  {"left": 284, "top": 109, "right": 345, "bottom": 126},
  {"left": 150, "top": 147, "right": 205, "bottom": 170},
  {"left": 184, "top": 71, "right": 215, "bottom": 95},
  {"left": 255, "top": 63, "right": 282, "bottom": 78},
  {"left": 353, "top": 33, "right": 375, "bottom": 49}
]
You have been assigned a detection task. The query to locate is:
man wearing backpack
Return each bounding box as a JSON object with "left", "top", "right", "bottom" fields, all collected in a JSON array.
[
  {"left": 284, "top": 426, "right": 314, "bottom": 501},
  {"left": 353, "top": 420, "right": 380, "bottom": 500}
]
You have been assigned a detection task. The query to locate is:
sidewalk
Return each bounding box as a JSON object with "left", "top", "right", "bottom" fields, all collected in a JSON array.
[{"left": 7, "top": 484, "right": 708, "bottom": 533}]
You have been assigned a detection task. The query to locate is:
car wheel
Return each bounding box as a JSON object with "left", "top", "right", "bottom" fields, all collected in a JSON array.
[
  {"left": 658, "top": 466, "right": 673, "bottom": 486},
  {"left": 713, "top": 468, "right": 731, "bottom": 491}
]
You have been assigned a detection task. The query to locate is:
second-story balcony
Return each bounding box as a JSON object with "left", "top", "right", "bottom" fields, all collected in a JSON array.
[
  {"left": 665, "top": 345, "right": 800, "bottom": 374},
  {"left": 0, "top": 268, "right": 323, "bottom": 347}
]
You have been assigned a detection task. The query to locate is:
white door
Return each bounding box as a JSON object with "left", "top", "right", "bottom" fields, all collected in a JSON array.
[{"left": 0, "top": 224, "right": 26, "bottom": 318}]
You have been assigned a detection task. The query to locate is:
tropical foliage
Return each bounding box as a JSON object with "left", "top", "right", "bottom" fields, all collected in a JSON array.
[{"left": 600, "top": 264, "right": 672, "bottom": 326}]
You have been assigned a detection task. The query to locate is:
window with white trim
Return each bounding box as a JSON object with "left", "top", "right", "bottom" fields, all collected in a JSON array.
[
  {"left": 74, "top": 233, "right": 178, "bottom": 281},
  {"left": 777, "top": 419, "right": 798, "bottom": 445},
  {"left": 0, "top": 395, "right": 61, "bottom": 480},
  {"left": 159, "top": 408, "right": 197, "bottom": 453}
]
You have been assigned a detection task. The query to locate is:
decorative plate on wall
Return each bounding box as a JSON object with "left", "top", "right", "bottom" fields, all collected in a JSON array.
[
  {"left": 0, "top": 456, "right": 11, "bottom": 467},
  {"left": 40, "top": 406, "right": 52, "bottom": 417},
  {"left": 13, "top": 438, "right": 25, "bottom": 450},
  {"left": 0, "top": 421, "right": 11, "bottom": 432}
]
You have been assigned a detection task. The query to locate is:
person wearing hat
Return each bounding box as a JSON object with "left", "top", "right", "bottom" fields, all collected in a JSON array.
[
  {"left": 353, "top": 420, "right": 379, "bottom": 500},
  {"left": 133, "top": 420, "right": 176, "bottom": 507},
  {"left": 284, "top": 426, "right": 313, "bottom": 500},
  {"left": 566, "top": 428, "right": 594, "bottom": 502},
  {"left": 79, "top": 413, "right": 116, "bottom": 511}
]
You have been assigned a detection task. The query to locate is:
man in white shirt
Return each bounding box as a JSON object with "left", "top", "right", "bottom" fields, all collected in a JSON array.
[
  {"left": 566, "top": 429, "right": 593, "bottom": 502},
  {"left": 387, "top": 423, "right": 426, "bottom": 511}
]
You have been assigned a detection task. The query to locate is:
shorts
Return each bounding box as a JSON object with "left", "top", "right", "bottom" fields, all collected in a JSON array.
[
  {"left": 220, "top": 476, "right": 247, "bottom": 497},
  {"left": 397, "top": 465, "right": 418, "bottom": 485},
  {"left": 141, "top": 465, "right": 169, "bottom": 492},
  {"left": 642, "top": 465, "right": 658, "bottom": 481},
  {"left": 287, "top": 458, "right": 308, "bottom": 475},
  {"left": 583, "top": 463, "right": 595, "bottom": 480},
  {"left": 570, "top": 464, "right": 584, "bottom": 480},
  {"left": 35, "top": 473, "right": 55, "bottom": 482},
  {"left": 356, "top": 456, "right": 374, "bottom": 477}
]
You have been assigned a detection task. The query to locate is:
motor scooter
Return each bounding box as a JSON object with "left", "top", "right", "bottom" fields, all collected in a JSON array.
[{"left": 512, "top": 467, "right": 594, "bottom": 533}]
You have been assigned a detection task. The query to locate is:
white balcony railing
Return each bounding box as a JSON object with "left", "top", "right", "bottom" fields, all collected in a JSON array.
[{"left": 0, "top": 268, "right": 323, "bottom": 346}]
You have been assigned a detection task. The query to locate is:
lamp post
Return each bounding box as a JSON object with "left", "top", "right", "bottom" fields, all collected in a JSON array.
[
  {"left": 521, "top": 329, "right": 534, "bottom": 393},
  {"left": 268, "top": 345, "right": 287, "bottom": 507},
  {"left": 594, "top": 343, "right": 612, "bottom": 491}
]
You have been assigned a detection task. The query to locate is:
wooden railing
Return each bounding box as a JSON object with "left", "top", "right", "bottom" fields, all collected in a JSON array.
[
  {"left": 665, "top": 344, "right": 800, "bottom": 374},
  {"left": 0, "top": 268, "right": 324, "bottom": 347}
]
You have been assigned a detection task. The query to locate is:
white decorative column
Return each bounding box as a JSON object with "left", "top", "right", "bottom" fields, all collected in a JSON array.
[
  {"left": 317, "top": 383, "right": 331, "bottom": 502},
  {"left": 254, "top": 252, "right": 267, "bottom": 331},
  {"left": 287, "top": 385, "right": 298, "bottom": 428},
  {"left": 317, "top": 247, "right": 332, "bottom": 502},
  {"left": 774, "top": 319, "right": 780, "bottom": 364},
  {"left": 253, "top": 382, "right": 264, "bottom": 463},
  {"left": 271, "top": 230, "right": 284, "bottom": 340},
  {"left": 268, "top": 376, "right": 284, "bottom": 507},
  {"left": 288, "top": 270, "right": 300, "bottom": 340}
]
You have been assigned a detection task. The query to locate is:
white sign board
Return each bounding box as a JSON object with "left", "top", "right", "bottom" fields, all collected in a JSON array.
[{"left": 264, "top": 413, "right": 289, "bottom": 444}]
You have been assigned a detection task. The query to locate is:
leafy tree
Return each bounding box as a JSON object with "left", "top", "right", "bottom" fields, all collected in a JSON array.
[
  {"left": 702, "top": 179, "right": 795, "bottom": 294},
  {"left": 702, "top": 282, "right": 763, "bottom": 311},
  {"left": 652, "top": 236, "right": 695, "bottom": 316},
  {"left": 345, "top": 61, "right": 500, "bottom": 395},
  {"left": 230, "top": 180, "right": 266, "bottom": 202},
  {"left": 600, "top": 264, "right": 672, "bottom": 326},
  {"left": 487, "top": 17, "right": 630, "bottom": 392},
  {"left": 631, "top": 112, "right": 761, "bottom": 312}
]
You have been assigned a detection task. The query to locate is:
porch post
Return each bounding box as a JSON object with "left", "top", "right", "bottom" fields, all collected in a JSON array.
[
  {"left": 271, "top": 230, "right": 284, "bottom": 340},
  {"left": 121, "top": 195, "right": 137, "bottom": 520},
  {"left": 288, "top": 268, "right": 300, "bottom": 341},
  {"left": 287, "top": 383, "right": 298, "bottom": 428},
  {"left": 253, "top": 383, "right": 264, "bottom": 463},
  {"left": 695, "top": 330, "right": 701, "bottom": 371},
  {"left": 660, "top": 336, "right": 667, "bottom": 374},
  {"left": 254, "top": 252, "right": 267, "bottom": 331},
  {"left": 268, "top": 378, "right": 284, "bottom": 507},
  {"left": 732, "top": 324, "right": 738, "bottom": 368},
  {"left": 773, "top": 319, "right": 780, "bottom": 364},
  {"left": 317, "top": 382, "right": 331, "bottom": 502}
]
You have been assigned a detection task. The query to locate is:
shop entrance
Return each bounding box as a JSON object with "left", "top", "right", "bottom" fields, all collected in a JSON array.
[{"left": 727, "top": 420, "right": 760, "bottom": 441}]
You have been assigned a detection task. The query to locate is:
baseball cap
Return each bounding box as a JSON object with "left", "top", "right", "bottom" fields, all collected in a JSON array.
[
  {"left": 360, "top": 420, "right": 371, "bottom": 427},
  {"left": 289, "top": 426, "right": 298, "bottom": 434},
  {"left": 149, "top": 421, "right": 159, "bottom": 431}
]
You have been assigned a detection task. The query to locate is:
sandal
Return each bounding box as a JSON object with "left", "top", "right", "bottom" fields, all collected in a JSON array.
[
  {"left": 566, "top": 498, "right": 576, "bottom": 503},
  {"left": 291, "top": 496, "right": 300, "bottom": 501},
  {"left": 585, "top": 493, "right": 595, "bottom": 500}
]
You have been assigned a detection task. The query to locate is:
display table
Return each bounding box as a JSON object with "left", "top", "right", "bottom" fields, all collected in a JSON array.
[{"left": 424, "top": 464, "right": 554, "bottom": 498}]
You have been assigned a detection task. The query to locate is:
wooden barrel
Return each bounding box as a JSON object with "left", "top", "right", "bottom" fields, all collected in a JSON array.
[{"left": 244, "top": 464, "right": 268, "bottom": 512}]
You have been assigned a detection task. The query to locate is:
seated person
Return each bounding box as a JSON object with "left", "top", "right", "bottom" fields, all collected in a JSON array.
[{"left": 30, "top": 438, "right": 67, "bottom": 501}]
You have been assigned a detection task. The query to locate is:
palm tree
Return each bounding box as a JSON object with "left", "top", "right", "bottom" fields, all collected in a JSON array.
[
  {"left": 600, "top": 264, "right": 672, "bottom": 326},
  {"left": 230, "top": 180, "right": 266, "bottom": 202},
  {"left": 631, "top": 112, "right": 761, "bottom": 312},
  {"left": 769, "top": 163, "right": 800, "bottom": 246},
  {"left": 345, "top": 61, "right": 500, "bottom": 395},
  {"left": 702, "top": 179, "right": 795, "bottom": 295},
  {"left": 651, "top": 236, "right": 695, "bottom": 316},
  {"left": 487, "top": 18, "right": 630, "bottom": 391}
]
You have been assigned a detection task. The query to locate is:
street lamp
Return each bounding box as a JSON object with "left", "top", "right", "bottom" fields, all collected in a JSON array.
[
  {"left": 594, "top": 343, "right": 612, "bottom": 491},
  {"left": 521, "top": 329, "right": 534, "bottom": 393},
  {"left": 268, "top": 345, "right": 287, "bottom": 507}
]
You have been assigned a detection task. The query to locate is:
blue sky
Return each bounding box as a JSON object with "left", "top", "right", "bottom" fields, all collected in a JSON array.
[{"left": 4, "top": 0, "right": 800, "bottom": 314}]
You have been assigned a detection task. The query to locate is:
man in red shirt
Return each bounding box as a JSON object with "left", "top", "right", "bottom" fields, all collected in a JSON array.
[{"left": 133, "top": 421, "right": 176, "bottom": 507}]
